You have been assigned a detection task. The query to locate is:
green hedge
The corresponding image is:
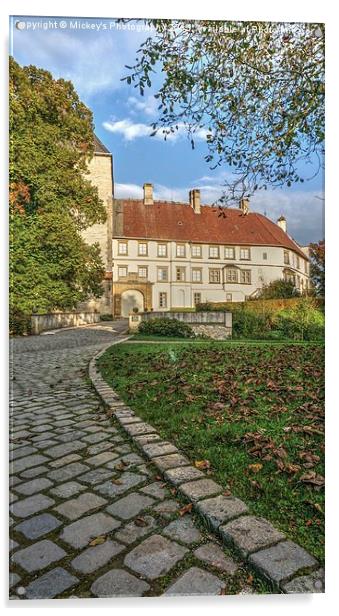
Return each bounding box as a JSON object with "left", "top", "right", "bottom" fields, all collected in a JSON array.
[{"left": 138, "top": 318, "right": 195, "bottom": 338}]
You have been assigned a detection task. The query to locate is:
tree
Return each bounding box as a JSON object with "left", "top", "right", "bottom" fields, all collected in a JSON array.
[
  {"left": 256, "top": 279, "right": 300, "bottom": 299},
  {"left": 309, "top": 240, "right": 325, "bottom": 296},
  {"left": 122, "top": 20, "right": 324, "bottom": 203},
  {"left": 9, "top": 58, "right": 106, "bottom": 332}
]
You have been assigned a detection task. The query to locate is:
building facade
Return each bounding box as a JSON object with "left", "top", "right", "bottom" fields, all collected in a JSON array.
[{"left": 83, "top": 138, "right": 309, "bottom": 317}]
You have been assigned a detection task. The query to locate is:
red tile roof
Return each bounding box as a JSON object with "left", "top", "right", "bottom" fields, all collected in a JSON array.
[{"left": 118, "top": 200, "right": 306, "bottom": 258}]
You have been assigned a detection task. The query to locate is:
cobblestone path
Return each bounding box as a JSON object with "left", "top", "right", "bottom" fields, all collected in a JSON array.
[{"left": 9, "top": 323, "right": 253, "bottom": 599}]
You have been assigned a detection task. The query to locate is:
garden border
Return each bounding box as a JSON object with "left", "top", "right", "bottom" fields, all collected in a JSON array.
[{"left": 88, "top": 339, "right": 324, "bottom": 595}]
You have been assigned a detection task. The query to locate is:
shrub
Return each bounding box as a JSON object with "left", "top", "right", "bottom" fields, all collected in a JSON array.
[
  {"left": 100, "top": 313, "right": 113, "bottom": 321},
  {"left": 276, "top": 298, "right": 325, "bottom": 340},
  {"left": 195, "top": 302, "right": 213, "bottom": 312},
  {"left": 138, "top": 318, "right": 194, "bottom": 338},
  {"left": 231, "top": 309, "right": 273, "bottom": 339},
  {"left": 256, "top": 279, "right": 301, "bottom": 299},
  {"left": 9, "top": 309, "right": 32, "bottom": 336}
]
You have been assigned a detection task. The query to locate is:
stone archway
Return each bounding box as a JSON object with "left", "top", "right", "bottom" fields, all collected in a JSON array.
[{"left": 121, "top": 289, "right": 144, "bottom": 317}]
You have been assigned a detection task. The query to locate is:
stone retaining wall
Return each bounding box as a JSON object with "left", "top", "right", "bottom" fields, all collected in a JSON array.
[
  {"left": 31, "top": 311, "right": 100, "bottom": 335},
  {"left": 129, "top": 311, "right": 232, "bottom": 338}
]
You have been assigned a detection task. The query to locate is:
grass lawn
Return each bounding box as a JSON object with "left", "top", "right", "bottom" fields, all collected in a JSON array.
[{"left": 97, "top": 340, "right": 325, "bottom": 563}]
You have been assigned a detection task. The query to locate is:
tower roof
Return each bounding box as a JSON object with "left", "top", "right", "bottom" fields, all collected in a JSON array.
[{"left": 93, "top": 134, "right": 111, "bottom": 154}]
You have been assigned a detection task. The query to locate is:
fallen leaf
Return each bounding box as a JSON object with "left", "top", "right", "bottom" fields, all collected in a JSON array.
[
  {"left": 89, "top": 535, "right": 106, "bottom": 546},
  {"left": 248, "top": 463, "right": 263, "bottom": 473},
  {"left": 178, "top": 503, "right": 193, "bottom": 516},
  {"left": 134, "top": 517, "right": 148, "bottom": 527},
  {"left": 247, "top": 575, "right": 254, "bottom": 585},
  {"left": 111, "top": 478, "right": 123, "bottom": 485},
  {"left": 194, "top": 459, "right": 211, "bottom": 470},
  {"left": 299, "top": 472, "right": 325, "bottom": 488}
]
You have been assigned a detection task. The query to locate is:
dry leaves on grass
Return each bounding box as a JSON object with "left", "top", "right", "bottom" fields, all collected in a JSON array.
[{"left": 299, "top": 471, "right": 325, "bottom": 488}]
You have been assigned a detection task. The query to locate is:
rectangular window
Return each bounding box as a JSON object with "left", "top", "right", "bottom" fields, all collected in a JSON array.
[
  {"left": 157, "top": 267, "right": 168, "bottom": 281},
  {"left": 240, "top": 247, "right": 251, "bottom": 260},
  {"left": 296, "top": 256, "right": 300, "bottom": 269},
  {"left": 192, "top": 268, "right": 202, "bottom": 283},
  {"left": 192, "top": 244, "right": 202, "bottom": 258},
  {"left": 224, "top": 246, "right": 235, "bottom": 259},
  {"left": 193, "top": 292, "right": 202, "bottom": 305},
  {"left": 176, "top": 267, "right": 185, "bottom": 281},
  {"left": 118, "top": 266, "right": 127, "bottom": 278},
  {"left": 138, "top": 242, "right": 148, "bottom": 256},
  {"left": 138, "top": 266, "right": 147, "bottom": 278},
  {"left": 263, "top": 252, "right": 267, "bottom": 260},
  {"left": 225, "top": 268, "right": 238, "bottom": 283},
  {"left": 209, "top": 269, "right": 221, "bottom": 283},
  {"left": 209, "top": 245, "right": 219, "bottom": 259},
  {"left": 240, "top": 270, "right": 251, "bottom": 284},
  {"left": 226, "top": 293, "right": 233, "bottom": 302},
  {"left": 157, "top": 243, "right": 167, "bottom": 257},
  {"left": 176, "top": 243, "right": 186, "bottom": 258},
  {"left": 284, "top": 250, "right": 290, "bottom": 265},
  {"left": 118, "top": 241, "right": 128, "bottom": 255},
  {"left": 159, "top": 292, "right": 167, "bottom": 308}
]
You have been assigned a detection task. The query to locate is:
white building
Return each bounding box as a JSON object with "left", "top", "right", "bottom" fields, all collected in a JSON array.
[{"left": 111, "top": 183, "right": 310, "bottom": 317}]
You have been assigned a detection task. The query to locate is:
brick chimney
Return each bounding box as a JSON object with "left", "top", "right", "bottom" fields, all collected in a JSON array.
[
  {"left": 143, "top": 183, "right": 153, "bottom": 205},
  {"left": 277, "top": 215, "right": 287, "bottom": 233},
  {"left": 189, "top": 189, "right": 201, "bottom": 214}
]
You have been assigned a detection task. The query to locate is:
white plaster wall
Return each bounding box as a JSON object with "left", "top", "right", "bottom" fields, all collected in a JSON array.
[{"left": 112, "top": 238, "right": 309, "bottom": 310}]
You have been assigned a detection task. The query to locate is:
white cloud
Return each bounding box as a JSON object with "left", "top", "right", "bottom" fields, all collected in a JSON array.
[
  {"left": 103, "top": 117, "right": 209, "bottom": 142},
  {"left": 127, "top": 95, "right": 158, "bottom": 117}
]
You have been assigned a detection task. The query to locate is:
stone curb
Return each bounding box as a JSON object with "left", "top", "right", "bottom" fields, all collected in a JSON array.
[{"left": 88, "top": 340, "right": 324, "bottom": 595}]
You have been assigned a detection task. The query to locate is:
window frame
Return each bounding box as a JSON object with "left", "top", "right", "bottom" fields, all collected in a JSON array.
[
  {"left": 284, "top": 250, "right": 290, "bottom": 265},
  {"left": 209, "top": 245, "right": 220, "bottom": 259},
  {"left": 176, "top": 243, "right": 186, "bottom": 258},
  {"left": 225, "top": 267, "right": 239, "bottom": 283},
  {"left": 191, "top": 244, "right": 202, "bottom": 258},
  {"left": 224, "top": 246, "right": 235, "bottom": 260},
  {"left": 209, "top": 268, "right": 221, "bottom": 284},
  {"left": 193, "top": 292, "right": 202, "bottom": 305},
  {"left": 117, "top": 265, "right": 128, "bottom": 278},
  {"left": 176, "top": 266, "right": 186, "bottom": 282},
  {"left": 240, "top": 269, "right": 252, "bottom": 284},
  {"left": 157, "top": 243, "right": 168, "bottom": 257},
  {"left": 159, "top": 292, "right": 167, "bottom": 308},
  {"left": 118, "top": 241, "right": 128, "bottom": 256},
  {"left": 138, "top": 266, "right": 148, "bottom": 279},
  {"left": 192, "top": 268, "right": 202, "bottom": 283},
  {"left": 138, "top": 242, "right": 148, "bottom": 256},
  {"left": 157, "top": 266, "right": 169, "bottom": 282},
  {"left": 240, "top": 247, "right": 251, "bottom": 260}
]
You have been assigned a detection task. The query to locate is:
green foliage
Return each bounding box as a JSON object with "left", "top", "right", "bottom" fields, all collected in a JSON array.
[
  {"left": 9, "top": 58, "right": 106, "bottom": 333},
  {"left": 256, "top": 279, "right": 301, "bottom": 299},
  {"left": 138, "top": 318, "right": 194, "bottom": 338},
  {"left": 309, "top": 240, "right": 325, "bottom": 296},
  {"left": 122, "top": 20, "right": 324, "bottom": 202},
  {"left": 276, "top": 298, "right": 325, "bottom": 341},
  {"left": 188, "top": 297, "right": 324, "bottom": 340},
  {"left": 232, "top": 309, "right": 273, "bottom": 339},
  {"left": 100, "top": 314, "right": 113, "bottom": 321}
]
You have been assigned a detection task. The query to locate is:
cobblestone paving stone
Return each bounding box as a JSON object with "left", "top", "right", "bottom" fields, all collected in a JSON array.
[
  {"left": 9, "top": 323, "right": 250, "bottom": 599},
  {"left": 9, "top": 322, "right": 321, "bottom": 599}
]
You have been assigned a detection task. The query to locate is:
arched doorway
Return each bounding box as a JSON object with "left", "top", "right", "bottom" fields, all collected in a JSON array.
[{"left": 121, "top": 289, "right": 144, "bottom": 317}]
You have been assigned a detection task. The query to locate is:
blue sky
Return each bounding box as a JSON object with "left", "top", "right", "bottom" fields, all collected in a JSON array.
[{"left": 10, "top": 15, "right": 324, "bottom": 245}]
